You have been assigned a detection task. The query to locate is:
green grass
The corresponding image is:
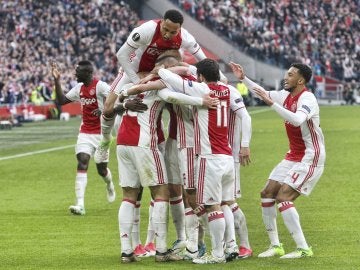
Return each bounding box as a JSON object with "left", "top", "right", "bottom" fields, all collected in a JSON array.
[{"left": 0, "top": 106, "right": 359, "bottom": 269}]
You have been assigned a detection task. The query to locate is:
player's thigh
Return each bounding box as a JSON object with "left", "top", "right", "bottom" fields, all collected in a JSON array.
[
  {"left": 75, "top": 133, "right": 101, "bottom": 156},
  {"left": 178, "top": 147, "right": 196, "bottom": 189},
  {"left": 196, "top": 155, "right": 233, "bottom": 205},
  {"left": 164, "top": 138, "right": 181, "bottom": 185},
  {"left": 133, "top": 147, "right": 168, "bottom": 187},
  {"left": 284, "top": 162, "right": 324, "bottom": 196},
  {"left": 117, "top": 145, "right": 141, "bottom": 188},
  {"left": 111, "top": 70, "right": 131, "bottom": 95}
]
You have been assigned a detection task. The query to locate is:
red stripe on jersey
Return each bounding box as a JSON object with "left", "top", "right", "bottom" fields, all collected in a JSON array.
[
  {"left": 149, "top": 101, "right": 161, "bottom": 149},
  {"left": 152, "top": 149, "right": 165, "bottom": 184},
  {"left": 176, "top": 106, "right": 186, "bottom": 148},
  {"left": 110, "top": 70, "right": 123, "bottom": 93},
  {"left": 228, "top": 111, "right": 236, "bottom": 147},
  {"left": 193, "top": 107, "right": 201, "bottom": 155},
  {"left": 166, "top": 104, "right": 177, "bottom": 139},
  {"left": 187, "top": 148, "right": 195, "bottom": 188},
  {"left": 185, "top": 209, "right": 195, "bottom": 216},
  {"left": 307, "top": 119, "right": 320, "bottom": 166},
  {"left": 231, "top": 205, "right": 239, "bottom": 213},
  {"left": 196, "top": 158, "right": 206, "bottom": 204}
]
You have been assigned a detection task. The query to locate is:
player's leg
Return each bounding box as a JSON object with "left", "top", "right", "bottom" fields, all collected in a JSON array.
[
  {"left": 232, "top": 162, "right": 252, "bottom": 258},
  {"left": 69, "top": 152, "right": 90, "bottom": 215},
  {"left": 193, "top": 157, "right": 227, "bottom": 264},
  {"left": 278, "top": 164, "right": 323, "bottom": 259},
  {"left": 95, "top": 162, "right": 115, "bottom": 203},
  {"left": 144, "top": 199, "right": 156, "bottom": 256},
  {"left": 258, "top": 160, "right": 290, "bottom": 258},
  {"left": 164, "top": 138, "right": 186, "bottom": 252},
  {"left": 132, "top": 187, "right": 149, "bottom": 257}
]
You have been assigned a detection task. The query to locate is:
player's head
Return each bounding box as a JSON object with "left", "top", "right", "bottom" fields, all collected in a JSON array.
[
  {"left": 160, "top": 10, "right": 183, "bottom": 40},
  {"left": 155, "top": 50, "right": 182, "bottom": 68},
  {"left": 75, "top": 60, "right": 93, "bottom": 83},
  {"left": 283, "top": 63, "right": 312, "bottom": 92},
  {"left": 195, "top": 58, "right": 220, "bottom": 83}
]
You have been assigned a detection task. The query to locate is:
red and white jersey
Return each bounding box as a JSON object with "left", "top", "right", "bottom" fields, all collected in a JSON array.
[
  {"left": 123, "top": 20, "right": 203, "bottom": 72},
  {"left": 159, "top": 69, "right": 245, "bottom": 156},
  {"left": 269, "top": 88, "right": 326, "bottom": 166},
  {"left": 117, "top": 91, "right": 164, "bottom": 149},
  {"left": 227, "top": 86, "right": 251, "bottom": 161},
  {"left": 66, "top": 79, "right": 109, "bottom": 134}
]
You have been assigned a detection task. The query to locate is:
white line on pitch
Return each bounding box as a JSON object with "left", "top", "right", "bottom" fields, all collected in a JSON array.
[
  {"left": 249, "top": 108, "right": 271, "bottom": 115},
  {"left": 0, "top": 145, "right": 74, "bottom": 161}
]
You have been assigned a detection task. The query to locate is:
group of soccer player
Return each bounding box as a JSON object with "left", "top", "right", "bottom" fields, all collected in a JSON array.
[{"left": 51, "top": 8, "right": 325, "bottom": 265}]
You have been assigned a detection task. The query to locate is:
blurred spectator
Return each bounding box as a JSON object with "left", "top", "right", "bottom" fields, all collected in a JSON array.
[
  {"left": 0, "top": 0, "right": 139, "bottom": 105},
  {"left": 174, "top": 0, "right": 359, "bottom": 82},
  {"left": 343, "top": 83, "right": 356, "bottom": 105}
]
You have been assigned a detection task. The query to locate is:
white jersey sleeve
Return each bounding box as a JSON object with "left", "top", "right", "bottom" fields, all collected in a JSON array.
[
  {"left": 65, "top": 83, "right": 82, "bottom": 102},
  {"left": 116, "top": 21, "right": 157, "bottom": 83},
  {"left": 180, "top": 28, "right": 206, "bottom": 61},
  {"left": 158, "top": 68, "right": 210, "bottom": 97},
  {"left": 229, "top": 85, "right": 251, "bottom": 147},
  {"left": 157, "top": 88, "right": 203, "bottom": 106},
  {"left": 95, "top": 80, "right": 110, "bottom": 111}
]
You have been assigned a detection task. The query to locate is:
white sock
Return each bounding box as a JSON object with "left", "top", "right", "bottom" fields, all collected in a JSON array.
[
  {"left": 208, "top": 211, "right": 226, "bottom": 258},
  {"left": 145, "top": 200, "right": 155, "bottom": 245},
  {"left": 101, "top": 114, "right": 115, "bottom": 142},
  {"left": 221, "top": 204, "right": 237, "bottom": 249},
  {"left": 152, "top": 200, "right": 168, "bottom": 253},
  {"left": 119, "top": 199, "right": 136, "bottom": 254},
  {"left": 75, "top": 171, "right": 87, "bottom": 207},
  {"left": 169, "top": 196, "right": 186, "bottom": 241},
  {"left": 185, "top": 208, "right": 199, "bottom": 252},
  {"left": 279, "top": 201, "right": 309, "bottom": 249},
  {"left": 102, "top": 168, "right": 112, "bottom": 184},
  {"left": 261, "top": 198, "right": 280, "bottom": 246},
  {"left": 132, "top": 201, "right": 141, "bottom": 248},
  {"left": 231, "top": 202, "right": 250, "bottom": 249}
]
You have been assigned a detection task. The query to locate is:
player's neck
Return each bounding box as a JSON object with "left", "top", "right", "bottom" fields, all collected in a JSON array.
[{"left": 291, "top": 86, "right": 305, "bottom": 96}]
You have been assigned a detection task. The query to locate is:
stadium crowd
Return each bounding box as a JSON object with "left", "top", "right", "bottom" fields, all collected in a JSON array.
[
  {"left": 0, "top": 0, "right": 139, "bottom": 106},
  {"left": 1, "top": 0, "right": 359, "bottom": 107},
  {"left": 174, "top": 0, "right": 359, "bottom": 82}
]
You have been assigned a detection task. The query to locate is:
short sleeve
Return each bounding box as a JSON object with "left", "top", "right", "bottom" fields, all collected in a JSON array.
[
  {"left": 65, "top": 83, "right": 82, "bottom": 102},
  {"left": 126, "top": 21, "right": 157, "bottom": 49},
  {"left": 297, "top": 92, "right": 318, "bottom": 119}
]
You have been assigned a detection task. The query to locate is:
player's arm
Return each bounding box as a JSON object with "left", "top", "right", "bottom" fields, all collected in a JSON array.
[
  {"left": 116, "top": 23, "right": 153, "bottom": 84},
  {"left": 157, "top": 88, "right": 218, "bottom": 109},
  {"left": 158, "top": 68, "right": 209, "bottom": 97},
  {"left": 50, "top": 61, "right": 72, "bottom": 105}
]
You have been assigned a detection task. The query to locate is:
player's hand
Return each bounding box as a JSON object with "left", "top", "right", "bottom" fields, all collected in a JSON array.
[
  {"left": 202, "top": 93, "right": 219, "bottom": 109},
  {"left": 229, "top": 62, "right": 245, "bottom": 80},
  {"left": 253, "top": 87, "right": 273, "bottom": 106},
  {"left": 91, "top": 108, "right": 102, "bottom": 117},
  {"left": 124, "top": 97, "right": 148, "bottom": 112},
  {"left": 50, "top": 61, "right": 60, "bottom": 80},
  {"left": 239, "top": 147, "right": 251, "bottom": 166}
]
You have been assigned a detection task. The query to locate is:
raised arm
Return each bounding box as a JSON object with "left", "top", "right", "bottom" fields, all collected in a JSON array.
[{"left": 50, "top": 61, "right": 71, "bottom": 105}]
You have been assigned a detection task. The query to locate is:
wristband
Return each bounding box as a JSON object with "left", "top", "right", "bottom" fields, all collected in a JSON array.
[{"left": 123, "top": 101, "right": 127, "bottom": 109}]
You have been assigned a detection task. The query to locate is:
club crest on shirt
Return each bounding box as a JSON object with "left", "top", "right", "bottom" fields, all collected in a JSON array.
[
  {"left": 89, "top": 88, "right": 95, "bottom": 96},
  {"left": 291, "top": 103, "right": 297, "bottom": 112},
  {"left": 235, "top": 98, "right": 242, "bottom": 103},
  {"left": 187, "top": 80, "right": 193, "bottom": 87},
  {"left": 302, "top": 104, "right": 311, "bottom": 113},
  {"left": 132, "top": 32, "right": 140, "bottom": 41}
]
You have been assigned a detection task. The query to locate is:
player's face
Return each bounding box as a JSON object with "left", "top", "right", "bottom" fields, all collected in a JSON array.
[
  {"left": 75, "top": 65, "right": 92, "bottom": 83},
  {"left": 160, "top": 19, "right": 181, "bottom": 40},
  {"left": 283, "top": 67, "right": 301, "bottom": 92}
]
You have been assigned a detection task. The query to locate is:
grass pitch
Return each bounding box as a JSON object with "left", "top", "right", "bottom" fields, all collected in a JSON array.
[{"left": 0, "top": 106, "right": 359, "bottom": 270}]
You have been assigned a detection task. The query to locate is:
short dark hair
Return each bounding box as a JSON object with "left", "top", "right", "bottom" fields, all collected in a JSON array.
[
  {"left": 291, "top": 63, "right": 312, "bottom": 84},
  {"left": 77, "top": 60, "right": 93, "bottom": 73},
  {"left": 195, "top": 59, "right": 220, "bottom": 82},
  {"left": 164, "top": 9, "right": 184, "bottom": 25}
]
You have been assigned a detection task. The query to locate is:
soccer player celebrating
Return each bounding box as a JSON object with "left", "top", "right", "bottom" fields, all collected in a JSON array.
[
  {"left": 50, "top": 61, "right": 116, "bottom": 215},
  {"left": 96, "top": 9, "right": 213, "bottom": 163},
  {"left": 230, "top": 62, "right": 326, "bottom": 259}
]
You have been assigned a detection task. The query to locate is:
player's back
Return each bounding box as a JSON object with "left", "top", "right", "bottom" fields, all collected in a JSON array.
[
  {"left": 195, "top": 83, "right": 232, "bottom": 156},
  {"left": 117, "top": 91, "right": 164, "bottom": 149}
]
